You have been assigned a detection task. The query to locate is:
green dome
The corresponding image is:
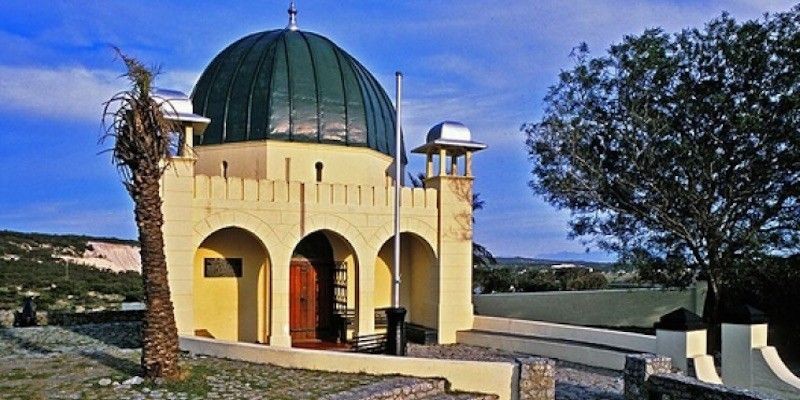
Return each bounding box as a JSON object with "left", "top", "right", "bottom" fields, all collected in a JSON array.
[{"left": 192, "top": 29, "right": 404, "bottom": 160}]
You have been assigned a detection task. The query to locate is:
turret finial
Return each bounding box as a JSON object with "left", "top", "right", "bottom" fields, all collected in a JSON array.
[{"left": 287, "top": 1, "right": 298, "bottom": 31}]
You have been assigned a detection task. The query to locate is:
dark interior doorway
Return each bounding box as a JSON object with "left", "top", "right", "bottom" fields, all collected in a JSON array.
[{"left": 290, "top": 232, "right": 336, "bottom": 344}]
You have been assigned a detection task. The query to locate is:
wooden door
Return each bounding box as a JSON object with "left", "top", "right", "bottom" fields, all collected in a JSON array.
[{"left": 290, "top": 260, "right": 318, "bottom": 341}]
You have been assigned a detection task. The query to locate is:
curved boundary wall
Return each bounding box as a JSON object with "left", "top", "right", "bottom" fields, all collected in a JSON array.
[
  {"left": 473, "top": 283, "right": 707, "bottom": 328},
  {"left": 179, "top": 336, "right": 518, "bottom": 400}
]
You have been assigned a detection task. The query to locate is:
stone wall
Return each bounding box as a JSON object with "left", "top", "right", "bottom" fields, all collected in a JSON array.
[
  {"left": 646, "top": 374, "right": 775, "bottom": 400},
  {"left": 474, "top": 283, "right": 707, "bottom": 329},
  {"left": 47, "top": 310, "right": 144, "bottom": 326},
  {"left": 624, "top": 354, "right": 672, "bottom": 400},
  {"left": 0, "top": 309, "right": 143, "bottom": 328},
  {"left": 624, "top": 354, "right": 777, "bottom": 400},
  {"left": 516, "top": 357, "right": 555, "bottom": 400}
]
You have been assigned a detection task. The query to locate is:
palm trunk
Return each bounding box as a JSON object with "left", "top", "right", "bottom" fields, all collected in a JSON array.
[{"left": 133, "top": 167, "right": 180, "bottom": 379}]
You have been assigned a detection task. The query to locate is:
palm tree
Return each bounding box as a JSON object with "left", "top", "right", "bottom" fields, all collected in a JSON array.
[
  {"left": 102, "top": 49, "right": 180, "bottom": 380},
  {"left": 470, "top": 193, "right": 497, "bottom": 267}
]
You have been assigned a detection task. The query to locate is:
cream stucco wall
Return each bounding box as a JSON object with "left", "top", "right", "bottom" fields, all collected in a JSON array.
[
  {"left": 161, "top": 136, "right": 475, "bottom": 347},
  {"left": 374, "top": 234, "right": 439, "bottom": 329},
  {"left": 194, "top": 140, "right": 401, "bottom": 187},
  {"left": 193, "top": 227, "right": 269, "bottom": 343}
]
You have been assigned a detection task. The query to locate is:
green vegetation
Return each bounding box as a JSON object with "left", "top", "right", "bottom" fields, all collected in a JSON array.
[
  {"left": 143, "top": 364, "right": 213, "bottom": 396},
  {"left": 0, "top": 230, "right": 137, "bottom": 252},
  {"left": 0, "top": 259, "right": 143, "bottom": 311},
  {"left": 0, "top": 230, "right": 142, "bottom": 311},
  {"left": 523, "top": 8, "right": 800, "bottom": 325},
  {"left": 474, "top": 266, "right": 608, "bottom": 294}
]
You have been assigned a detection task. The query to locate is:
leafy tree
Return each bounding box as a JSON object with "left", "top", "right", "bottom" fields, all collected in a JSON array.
[
  {"left": 474, "top": 266, "right": 515, "bottom": 293},
  {"left": 616, "top": 247, "right": 695, "bottom": 288},
  {"left": 516, "top": 269, "right": 559, "bottom": 292},
  {"left": 103, "top": 50, "right": 180, "bottom": 379},
  {"left": 566, "top": 271, "right": 608, "bottom": 291},
  {"left": 523, "top": 9, "right": 800, "bottom": 324}
]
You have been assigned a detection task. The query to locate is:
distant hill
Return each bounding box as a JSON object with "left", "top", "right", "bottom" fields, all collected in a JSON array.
[
  {"left": 0, "top": 230, "right": 141, "bottom": 273},
  {"left": 495, "top": 256, "right": 616, "bottom": 271},
  {"left": 0, "top": 230, "right": 142, "bottom": 312}
]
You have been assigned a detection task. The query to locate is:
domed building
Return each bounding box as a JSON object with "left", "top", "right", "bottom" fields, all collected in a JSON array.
[{"left": 159, "top": 6, "right": 486, "bottom": 350}]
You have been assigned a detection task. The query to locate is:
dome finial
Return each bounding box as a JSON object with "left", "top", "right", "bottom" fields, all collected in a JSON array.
[{"left": 287, "top": 1, "right": 298, "bottom": 31}]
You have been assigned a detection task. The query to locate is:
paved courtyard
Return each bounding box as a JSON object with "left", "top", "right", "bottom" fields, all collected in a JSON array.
[
  {"left": 0, "top": 323, "right": 383, "bottom": 400},
  {"left": 0, "top": 323, "right": 624, "bottom": 399},
  {"left": 408, "top": 344, "right": 624, "bottom": 400}
]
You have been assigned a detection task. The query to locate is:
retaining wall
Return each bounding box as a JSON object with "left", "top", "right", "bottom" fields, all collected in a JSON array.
[
  {"left": 1, "top": 309, "right": 143, "bottom": 328},
  {"left": 474, "top": 284, "right": 707, "bottom": 328},
  {"left": 180, "top": 336, "right": 518, "bottom": 400},
  {"left": 460, "top": 316, "right": 656, "bottom": 371},
  {"left": 624, "top": 353, "right": 776, "bottom": 400}
]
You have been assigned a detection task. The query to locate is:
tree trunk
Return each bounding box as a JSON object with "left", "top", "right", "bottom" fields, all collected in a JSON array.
[
  {"left": 702, "top": 272, "right": 723, "bottom": 354},
  {"left": 133, "top": 167, "right": 180, "bottom": 379}
]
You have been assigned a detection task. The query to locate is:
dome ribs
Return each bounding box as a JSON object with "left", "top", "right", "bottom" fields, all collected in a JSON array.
[
  {"left": 297, "top": 31, "right": 322, "bottom": 143},
  {"left": 246, "top": 30, "right": 281, "bottom": 141},
  {"left": 191, "top": 28, "right": 403, "bottom": 161},
  {"left": 308, "top": 33, "right": 347, "bottom": 144},
  {"left": 222, "top": 31, "right": 266, "bottom": 143},
  {"left": 328, "top": 38, "right": 351, "bottom": 145}
]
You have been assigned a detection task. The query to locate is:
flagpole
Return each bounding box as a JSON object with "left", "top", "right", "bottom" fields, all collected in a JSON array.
[
  {"left": 386, "top": 71, "right": 407, "bottom": 356},
  {"left": 393, "top": 71, "right": 402, "bottom": 309}
]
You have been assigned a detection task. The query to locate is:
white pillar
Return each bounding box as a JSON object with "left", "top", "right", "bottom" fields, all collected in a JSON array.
[
  {"left": 654, "top": 308, "right": 709, "bottom": 373},
  {"left": 721, "top": 306, "right": 770, "bottom": 389}
]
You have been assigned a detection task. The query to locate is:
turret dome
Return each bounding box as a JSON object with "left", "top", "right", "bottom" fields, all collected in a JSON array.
[{"left": 191, "top": 28, "right": 403, "bottom": 160}]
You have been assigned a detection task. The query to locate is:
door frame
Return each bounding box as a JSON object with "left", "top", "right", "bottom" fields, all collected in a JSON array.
[{"left": 289, "top": 258, "right": 335, "bottom": 343}]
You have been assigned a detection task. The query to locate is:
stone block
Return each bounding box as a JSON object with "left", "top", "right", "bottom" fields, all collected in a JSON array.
[
  {"left": 624, "top": 353, "right": 672, "bottom": 400},
  {"left": 516, "top": 357, "right": 555, "bottom": 400}
]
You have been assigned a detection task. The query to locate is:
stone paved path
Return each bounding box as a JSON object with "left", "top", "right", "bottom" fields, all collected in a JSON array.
[
  {"left": 407, "top": 343, "right": 624, "bottom": 400},
  {"left": 0, "top": 323, "right": 624, "bottom": 399},
  {"left": 0, "top": 323, "right": 384, "bottom": 399}
]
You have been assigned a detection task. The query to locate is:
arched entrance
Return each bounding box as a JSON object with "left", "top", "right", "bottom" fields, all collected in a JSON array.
[
  {"left": 374, "top": 233, "right": 438, "bottom": 331},
  {"left": 193, "top": 227, "right": 270, "bottom": 343},
  {"left": 290, "top": 230, "right": 358, "bottom": 346}
]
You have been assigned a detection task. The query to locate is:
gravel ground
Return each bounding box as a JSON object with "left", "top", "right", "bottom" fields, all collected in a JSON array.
[
  {"left": 0, "top": 323, "right": 383, "bottom": 400},
  {"left": 0, "top": 323, "right": 624, "bottom": 399},
  {"left": 408, "top": 343, "right": 624, "bottom": 400}
]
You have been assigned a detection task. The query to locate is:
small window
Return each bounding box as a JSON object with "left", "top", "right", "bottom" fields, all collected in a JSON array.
[
  {"left": 204, "top": 258, "right": 242, "bottom": 278},
  {"left": 221, "top": 161, "right": 228, "bottom": 179},
  {"left": 315, "top": 162, "right": 323, "bottom": 182}
]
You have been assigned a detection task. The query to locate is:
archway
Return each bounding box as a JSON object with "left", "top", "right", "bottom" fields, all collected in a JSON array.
[
  {"left": 374, "top": 233, "right": 438, "bottom": 330},
  {"left": 290, "top": 230, "right": 358, "bottom": 346},
  {"left": 193, "top": 227, "right": 270, "bottom": 343}
]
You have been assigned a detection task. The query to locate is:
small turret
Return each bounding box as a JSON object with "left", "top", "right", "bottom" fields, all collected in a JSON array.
[{"left": 412, "top": 121, "right": 486, "bottom": 178}]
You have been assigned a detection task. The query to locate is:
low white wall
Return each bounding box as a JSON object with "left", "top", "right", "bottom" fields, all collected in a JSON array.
[
  {"left": 753, "top": 346, "right": 800, "bottom": 398},
  {"left": 464, "top": 316, "right": 657, "bottom": 371},
  {"left": 474, "top": 284, "right": 706, "bottom": 328},
  {"left": 458, "top": 329, "right": 629, "bottom": 370},
  {"left": 474, "top": 316, "right": 656, "bottom": 353},
  {"left": 722, "top": 323, "right": 800, "bottom": 398},
  {"left": 691, "top": 355, "right": 723, "bottom": 384},
  {"left": 180, "top": 336, "right": 518, "bottom": 400}
]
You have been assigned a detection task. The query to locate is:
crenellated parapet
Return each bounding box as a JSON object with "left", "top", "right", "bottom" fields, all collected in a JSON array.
[{"left": 191, "top": 175, "right": 438, "bottom": 213}]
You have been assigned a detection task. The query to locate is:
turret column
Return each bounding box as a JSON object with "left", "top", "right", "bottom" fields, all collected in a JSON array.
[{"left": 413, "top": 121, "right": 486, "bottom": 344}]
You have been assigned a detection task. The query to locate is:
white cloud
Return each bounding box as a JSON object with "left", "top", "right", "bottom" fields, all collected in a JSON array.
[{"left": 0, "top": 65, "right": 198, "bottom": 122}]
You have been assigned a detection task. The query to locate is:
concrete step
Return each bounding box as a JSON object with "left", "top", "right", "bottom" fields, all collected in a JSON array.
[{"left": 457, "top": 329, "right": 633, "bottom": 371}]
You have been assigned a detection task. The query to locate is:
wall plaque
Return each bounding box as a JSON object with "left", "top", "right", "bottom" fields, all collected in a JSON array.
[{"left": 204, "top": 258, "right": 242, "bottom": 278}]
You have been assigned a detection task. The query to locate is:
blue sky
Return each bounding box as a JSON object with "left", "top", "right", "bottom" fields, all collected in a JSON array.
[{"left": 0, "top": 1, "right": 794, "bottom": 261}]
